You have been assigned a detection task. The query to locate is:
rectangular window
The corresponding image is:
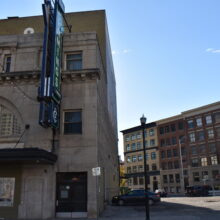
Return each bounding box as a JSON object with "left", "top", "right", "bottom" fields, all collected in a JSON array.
[
  {"left": 138, "top": 154, "right": 143, "bottom": 161},
  {"left": 149, "top": 128, "right": 155, "bottom": 136},
  {"left": 188, "top": 120, "right": 194, "bottom": 129},
  {"left": 139, "top": 177, "right": 144, "bottom": 185},
  {"left": 145, "top": 153, "right": 149, "bottom": 160},
  {"left": 66, "top": 53, "right": 82, "bottom": 70},
  {"left": 4, "top": 55, "right": 11, "bottom": 73},
  {"left": 178, "top": 122, "right": 184, "bottom": 130},
  {"left": 169, "top": 174, "right": 174, "bottom": 183},
  {"left": 165, "top": 138, "right": 171, "bottom": 146},
  {"left": 160, "top": 127, "right": 164, "bottom": 134},
  {"left": 197, "top": 131, "right": 205, "bottom": 141},
  {"left": 168, "top": 161, "right": 173, "bottom": 169},
  {"left": 171, "top": 137, "right": 177, "bottom": 145},
  {"left": 125, "top": 135, "right": 130, "bottom": 142},
  {"left": 132, "top": 166, "right": 137, "bottom": 173},
  {"left": 162, "top": 162, "right": 167, "bottom": 170},
  {"left": 151, "top": 152, "right": 156, "bottom": 160},
  {"left": 138, "top": 165, "right": 143, "bottom": 172},
  {"left": 206, "top": 115, "right": 212, "bottom": 125},
  {"left": 207, "top": 129, "right": 214, "bottom": 139},
  {"left": 126, "top": 144, "right": 130, "bottom": 151},
  {"left": 64, "top": 111, "right": 82, "bottom": 134},
  {"left": 133, "top": 177, "right": 138, "bottom": 185},
  {"left": 131, "top": 143, "right": 136, "bottom": 150},
  {"left": 181, "top": 147, "right": 186, "bottom": 156},
  {"left": 211, "top": 155, "right": 218, "bottom": 165},
  {"left": 199, "top": 144, "right": 206, "bottom": 154},
  {"left": 171, "top": 124, "right": 176, "bottom": 132},
  {"left": 175, "top": 174, "right": 180, "bottom": 183},
  {"left": 196, "top": 118, "right": 202, "bottom": 127},
  {"left": 214, "top": 112, "right": 220, "bottom": 123},
  {"left": 160, "top": 139, "right": 165, "bottom": 147},
  {"left": 161, "top": 151, "right": 166, "bottom": 159},
  {"left": 212, "top": 170, "right": 219, "bottom": 180},
  {"left": 193, "top": 172, "right": 200, "bottom": 182},
  {"left": 201, "top": 157, "right": 207, "bottom": 166},
  {"left": 131, "top": 134, "right": 136, "bottom": 140},
  {"left": 132, "top": 155, "right": 137, "bottom": 162},
  {"left": 216, "top": 127, "right": 220, "bottom": 138},
  {"left": 167, "top": 149, "right": 172, "bottom": 158},
  {"left": 191, "top": 146, "right": 197, "bottom": 155},
  {"left": 189, "top": 133, "right": 195, "bottom": 143},
  {"left": 127, "top": 167, "right": 131, "bottom": 173},
  {"left": 126, "top": 156, "right": 131, "bottom": 163},
  {"left": 165, "top": 126, "right": 170, "bottom": 133},
  {"left": 192, "top": 158, "right": 199, "bottom": 167},
  {"left": 152, "top": 164, "right": 157, "bottom": 170},
  {"left": 201, "top": 171, "right": 208, "bottom": 179},
  {"left": 137, "top": 142, "right": 142, "bottom": 149},
  {"left": 174, "top": 160, "right": 179, "bottom": 169},
  {"left": 150, "top": 139, "right": 155, "bottom": 146},
  {"left": 173, "top": 148, "right": 178, "bottom": 157},
  {"left": 209, "top": 143, "right": 216, "bottom": 153},
  {"left": 163, "top": 175, "right": 168, "bottom": 183},
  {"left": 136, "top": 132, "right": 141, "bottom": 139}
]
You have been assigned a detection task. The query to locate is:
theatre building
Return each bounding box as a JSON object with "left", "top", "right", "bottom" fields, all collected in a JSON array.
[{"left": 0, "top": 8, "right": 118, "bottom": 219}]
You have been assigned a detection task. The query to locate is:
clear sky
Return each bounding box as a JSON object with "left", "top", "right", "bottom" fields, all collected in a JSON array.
[{"left": 1, "top": 0, "right": 220, "bottom": 159}]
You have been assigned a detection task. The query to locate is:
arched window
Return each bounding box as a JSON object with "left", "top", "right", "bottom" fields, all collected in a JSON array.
[{"left": 0, "top": 104, "right": 21, "bottom": 136}]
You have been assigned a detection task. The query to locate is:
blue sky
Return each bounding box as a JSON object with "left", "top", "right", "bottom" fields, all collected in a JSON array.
[{"left": 1, "top": 0, "right": 220, "bottom": 158}]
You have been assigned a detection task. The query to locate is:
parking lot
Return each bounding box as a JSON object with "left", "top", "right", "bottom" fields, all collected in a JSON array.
[{"left": 99, "top": 196, "right": 220, "bottom": 220}]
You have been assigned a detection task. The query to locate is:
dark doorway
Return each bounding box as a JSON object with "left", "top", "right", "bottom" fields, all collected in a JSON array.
[
  {"left": 56, "top": 172, "right": 87, "bottom": 216},
  {"left": 153, "top": 181, "right": 158, "bottom": 191}
]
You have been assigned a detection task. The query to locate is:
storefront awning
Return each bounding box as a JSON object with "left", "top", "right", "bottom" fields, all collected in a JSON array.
[{"left": 0, "top": 148, "right": 57, "bottom": 165}]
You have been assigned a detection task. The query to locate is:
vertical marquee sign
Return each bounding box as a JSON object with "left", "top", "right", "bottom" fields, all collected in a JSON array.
[{"left": 38, "top": 0, "right": 65, "bottom": 129}]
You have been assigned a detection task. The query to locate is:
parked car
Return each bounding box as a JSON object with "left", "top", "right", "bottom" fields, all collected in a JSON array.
[
  {"left": 185, "top": 185, "right": 211, "bottom": 197},
  {"left": 112, "top": 189, "right": 160, "bottom": 206},
  {"left": 155, "top": 189, "right": 167, "bottom": 197}
]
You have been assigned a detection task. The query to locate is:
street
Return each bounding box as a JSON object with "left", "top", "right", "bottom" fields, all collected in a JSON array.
[{"left": 98, "top": 197, "right": 220, "bottom": 220}]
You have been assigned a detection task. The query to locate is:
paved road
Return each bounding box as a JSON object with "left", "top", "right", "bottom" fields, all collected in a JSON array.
[{"left": 98, "top": 197, "right": 220, "bottom": 220}]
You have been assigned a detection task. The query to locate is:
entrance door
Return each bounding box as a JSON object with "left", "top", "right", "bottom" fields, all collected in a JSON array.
[{"left": 56, "top": 172, "right": 87, "bottom": 218}]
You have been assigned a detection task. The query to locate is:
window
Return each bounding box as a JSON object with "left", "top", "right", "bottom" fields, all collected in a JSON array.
[
  {"left": 145, "top": 153, "right": 149, "bottom": 160},
  {"left": 138, "top": 154, "right": 143, "bottom": 161},
  {"left": 167, "top": 149, "right": 172, "bottom": 158},
  {"left": 216, "top": 127, "right": 220, "bottom": 138},
  {"left": 171, "top": 124, "right": 176, "bottom": 132},
  {"left": 174, "top": 160, "right": 179, "bottom": 169},
  {"left": 196, "top": 118, "right": 202, "bottom": 127},
  {"left": 199, "top": 144, "right": 206, "bottom": 154},
  {"left": 192, "top": 158, "right": 199, "bottom": 167},
  {"left": 181, "top": 147, "right": 186, "bottom": 156},
  {"left": 131, "top": 134, "right": 136, "bottom": 140},
  {"left": 193, "top": 172, "right": 200, "bottom": 182},
  {"left": 178, "top": 122, "right": 184, "bottom": 130},
  {"left": 131, "top": 143, "right": 136, "bottom": 150},
  {"left": 211, "top": 156, "right": 218, "bottom": 165},
  {"left": 152, "top": 164, "right": 157, "bottom": 170},
  {"left": 132, "top": 155, "right": 137, "bottom": 162},
  {"left": 132, "top": 166, "right": 137, "bottom": 173},
  {"left": 64, "top": 111, "right": 82, "bottom": 134},
  {"left": 137, "top": 142, "right": 142, "bottom": 149},
  {"left": 188, "top": 120, "right": 194, "bottom": 129},
  {"left": 144, "top": 130, "right": 147, "bottom": 137},
  {"left": 138, "top": 165, "right": 143, "bottom": 172},
  {"left": 191, "top": 146, "right": 197, "bottom": 155},
  {"left": 163, "top": 175, "right": 168, "bottom": 183},
  {"left": 165, "top": 138, "right": 171, "bottom": 146},
  {"left": 201, "top": 157, "right": 207, "bottom": 166},
  {"left": 171, "top": 137, "right": 177, "bottom": 145},
  {"left": 209, "top": 143, "right": 216, "bottom": 153},
  {"left": 128, "top": 178, "right": 132, "bottom": 186},
  {"left": 169, "top": 174, "right": 174, "bottom": 183},
  {"left": 149, "top": 129, "right": 155, "bottom": 136},
  {"left": 189, "top": 133, "right": 195, "bottom": 142},
  {"left": 139, "top": 177, "right": 144, "bottom": 185},
  {"left": 0, "top": 105, "right": 21, "bottom": 136},
  {"left": 126, "top": 156, "right": 131, "bottom": 163},
  {"left": 206, "top": 115, "right": 212, "bottom": 125},
  {"left": 173, "top": 148, "right": 178, "bottom": 157},
  {"left": 183, "top": 170, "right": 188, "bottom": 176},
  {"left": 165, "top": 126, "right": 170, "bottom": 133},
  {"left": 127, "top": 167, "right": 131, "bottom": 173},
  {"left": 168, "top": 161, "right": 173, "bottom": 169},
  {"left": 4, "top": 55, "right": 11, "bottom": 73},
  {"left": 160, "top": 127, "right": 164, "bottom": 134},
  {"left": 160, "top": 139, "right": 165, "bottom": 147},
  {"left": 175, "top": 174, "right": 180, "bottom": 183},
  {"left": 133, "top": 177, "right": 138, "bottom": 185},
  {"left": 145, "top": 140, "right": 148, "bottom": 147},
  {"left": 207, "top": 129, "right": 214, "bottom": 139},
  {"left": 214, "top": 112, "right": 220, "bottom": 123},
  {"left": 201, "top": 171, "right": 208, "bottom": 179},
  {"left": 150, "top": 139, "right": 155, "bottom": 146},
  {"left": 212, "top": 170, "right": 219, "bottom": 180},
  {"left": 66, "top": 53, "right": 82, "bottom": 70},
  {"left": 126, "top": 144, "right": 130, "bottom": 151},
  {"left": 125, "top": 135, "right": 130, "bottom": 142},
  {"left": 197, "top": 131, "right": 205, "bottom": 141},
  {"left": 162, "top": 162, "right": 167, "bottom": 170},
  {"left": 151, "top": 152, "right": 156, "bottom": 160},
  {"left": 179, "top": 135, "right": 185, "bottom": 144},
  {"left": 136, "top": 132, "right": 141, "bottom": 139},
  {"left": 161, "top": 151, "right": 166, "bottom": 159},
  {"left": 176, "top": 186, "right": 181, "bottom": 193},
  {"left": 170, "top": 187, "right": 175, "bottom": 193}
]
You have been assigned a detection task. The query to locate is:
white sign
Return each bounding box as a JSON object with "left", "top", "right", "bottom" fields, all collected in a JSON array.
[{"left": 92, "top": 167, "right": 101, "bottom": 176}]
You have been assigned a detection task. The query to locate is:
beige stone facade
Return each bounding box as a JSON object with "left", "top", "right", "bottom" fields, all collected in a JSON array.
[{"left": 0, "top": 10, "right": 118, "bottom": 219}]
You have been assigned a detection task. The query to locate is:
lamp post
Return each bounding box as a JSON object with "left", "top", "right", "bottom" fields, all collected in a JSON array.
[
  {"left": 178, "top": 137, "right": 185, "bottom": 195},
  {"left": 140, "top": 114, "right": 150, "bottom": 220}
]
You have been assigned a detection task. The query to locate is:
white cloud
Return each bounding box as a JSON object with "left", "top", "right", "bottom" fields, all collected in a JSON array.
[{"left": 206, "top": 48, "right": 220, "bottom": 53}]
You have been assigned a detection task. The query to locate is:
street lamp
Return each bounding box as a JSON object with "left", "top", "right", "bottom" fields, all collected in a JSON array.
[
  {"left": 178, "top": 136, "right": 185, "bottom": 195},
  {"left": 140, "top": 114, "right": 150, "bottom": 220}
]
